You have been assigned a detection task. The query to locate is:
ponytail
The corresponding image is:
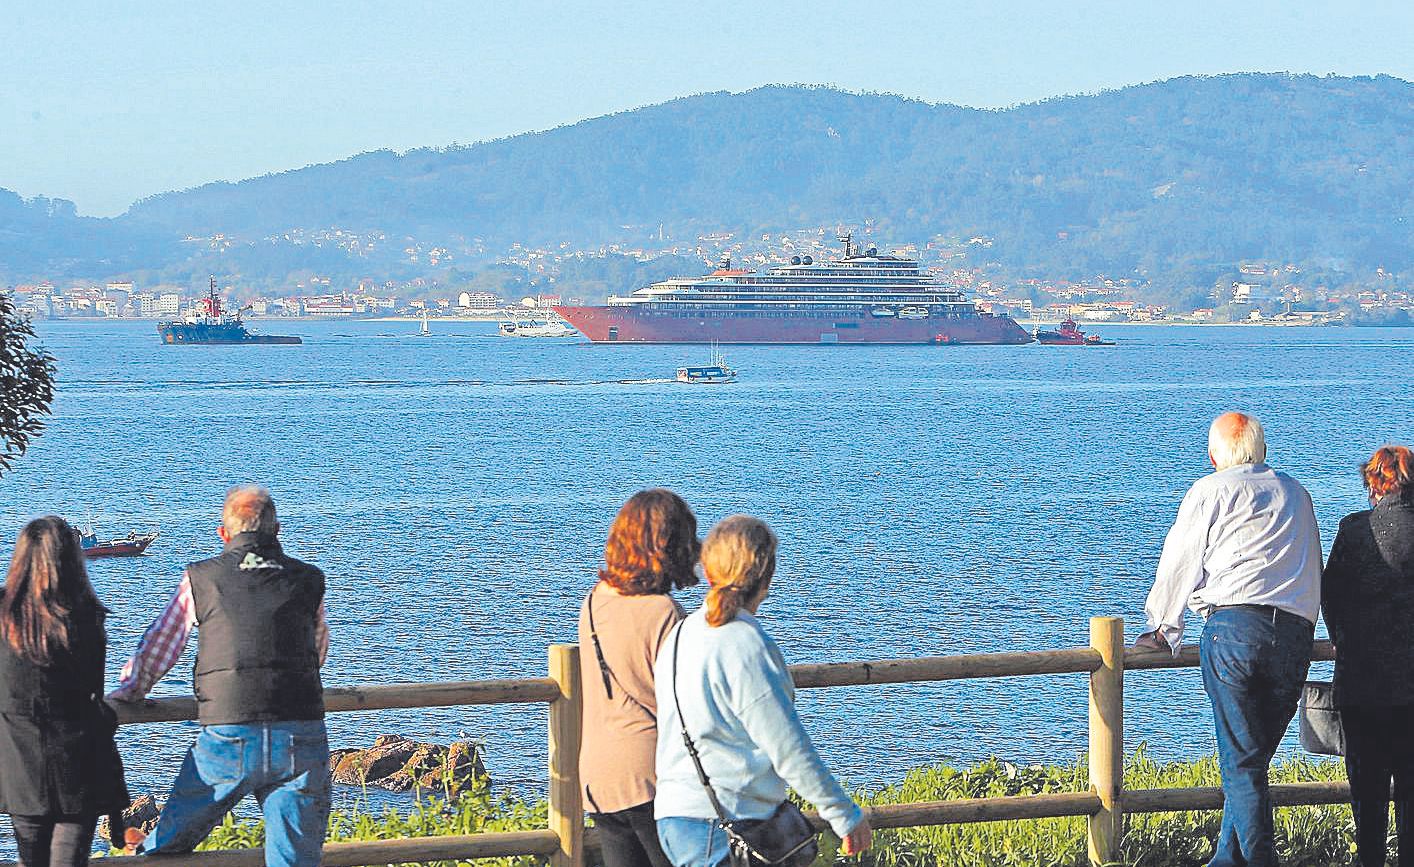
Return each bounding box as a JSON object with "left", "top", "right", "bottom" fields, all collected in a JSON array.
[
  {"left": 705, "top": 583, "right": 745, "bottom": 628},
  {"left": 700, "top": 515, "right": 777, "bottom": 627}
]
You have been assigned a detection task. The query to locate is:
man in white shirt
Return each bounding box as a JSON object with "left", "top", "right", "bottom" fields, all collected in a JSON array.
[{"left": 1136, "top": 412, "right": 1321, "bottom": 867}]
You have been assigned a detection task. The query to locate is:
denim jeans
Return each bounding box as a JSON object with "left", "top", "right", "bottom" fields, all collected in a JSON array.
[
  {"left": 147, "top": 719, "right": 330, "bottom": 867},
  {"left": 656, "top": 817, "right": 731, "bottom": 867},
  {"left": 1199, "top": 606, "right": 1313, "bottom": 867}
]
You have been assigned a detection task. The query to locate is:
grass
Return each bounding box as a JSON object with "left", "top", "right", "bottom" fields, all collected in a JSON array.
[
  {"left": 847, "top": 747, "right": 1359, "bottom": 867},
  {"left": 156, "top": 748, "right": 1375, "bottom": 867}
]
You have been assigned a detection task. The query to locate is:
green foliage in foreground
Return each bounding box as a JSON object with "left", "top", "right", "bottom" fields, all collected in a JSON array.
[
  {"left": 850, "top": 748, "right": 1356, "bottom": 867},
  {"left": 166, "top": 749, "right": 1371, "bottom": 867}
]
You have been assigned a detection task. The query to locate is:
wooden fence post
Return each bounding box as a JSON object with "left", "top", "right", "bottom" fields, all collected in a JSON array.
[
  {"left": 548, "top": 644, "right": 584, "bottom": 867},
  {"left": 1087, "top": 616, "right": 1124, "bottom": 866}
]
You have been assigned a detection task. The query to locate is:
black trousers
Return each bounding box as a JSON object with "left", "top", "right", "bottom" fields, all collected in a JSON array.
[
  {"left": 8, "top": 813, "right": 98, "bottom": 867},
  {"left": 1342, "top": 704, "right": 1414, "bottom": 867},
  {"left": 592, "top": 802, "right": 672, "bottom": 867}
]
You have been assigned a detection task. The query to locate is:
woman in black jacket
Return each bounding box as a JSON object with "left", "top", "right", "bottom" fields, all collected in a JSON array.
[
  {"left": 1322, "top": 445, "right": 1414, "bottom": 867},
  {"left": 0, "top": 517, "right": 129, "bottom": 867}
]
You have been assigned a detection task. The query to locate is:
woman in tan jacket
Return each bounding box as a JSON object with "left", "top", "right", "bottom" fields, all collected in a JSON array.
[{"left": 579, "top": 489, "right": 700, "bottom": 867}]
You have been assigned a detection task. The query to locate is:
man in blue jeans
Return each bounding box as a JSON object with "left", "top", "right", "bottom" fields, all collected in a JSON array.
[
  {"left": 110, "top": 486, "right": 332, "bottom": 866},
  {"left": 1136, "top": 413, "right": 1322, "bottom": 867}
]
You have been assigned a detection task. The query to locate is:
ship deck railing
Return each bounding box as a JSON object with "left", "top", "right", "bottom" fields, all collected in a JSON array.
[{"left": 0, "top": 618, "right": 1347, "bottom": 867}]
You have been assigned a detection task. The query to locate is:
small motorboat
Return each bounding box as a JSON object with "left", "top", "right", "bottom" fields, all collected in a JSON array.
[
  {"left": 1034, "top": 317, "right": 1115, "bottom": 346},
  {"left": 78, "top": 528, "right": 159, "bottom": 558},
  {"left": 498, "top": 316, "right": 577, "bottom": 338},
  {"left": 676, "top": 345, "right": 737, "bottom": 384}
]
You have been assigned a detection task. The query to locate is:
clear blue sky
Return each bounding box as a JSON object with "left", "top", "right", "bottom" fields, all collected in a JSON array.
[{"left": 3, "top": 0, "right": 1410, "bottom": 216}]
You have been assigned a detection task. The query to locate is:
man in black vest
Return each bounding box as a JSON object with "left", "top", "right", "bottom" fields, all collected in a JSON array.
[{"left": 109, "top": 486, "right": 330, "bottom": 866}]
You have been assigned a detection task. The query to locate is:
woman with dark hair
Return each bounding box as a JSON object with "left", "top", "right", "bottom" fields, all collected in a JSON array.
[
  {"left": 653, "top": 515, "right": 870, "bottom": 867},
  {"left": 578, "top": 489, "right": 700, "bottom": 867},
  {"left": 0, "top": 516, "right": 129, "bottom": 867},
  {"left": 1323, "top": 445, "right": 1414, "bottom": 867}
]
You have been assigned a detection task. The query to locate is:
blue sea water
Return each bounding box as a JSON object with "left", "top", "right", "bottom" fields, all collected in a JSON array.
[{"left": 1, "top": 319, "right": 1411, "bottom": 818}]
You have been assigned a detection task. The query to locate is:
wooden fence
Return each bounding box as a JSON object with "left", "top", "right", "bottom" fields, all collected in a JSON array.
[{"left": 0, "top": 618, "right": 1346, "bottom": 867}]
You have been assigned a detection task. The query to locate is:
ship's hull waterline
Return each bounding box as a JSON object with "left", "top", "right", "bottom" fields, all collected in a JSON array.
[{"left": 554, "top": 307, "right": 1034, "bottom": 345}]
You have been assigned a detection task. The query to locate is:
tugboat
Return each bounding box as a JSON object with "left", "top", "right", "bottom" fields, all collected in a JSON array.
[
  {"left": 158, "top": 278, "right": 302, "bottom": 345},
  {"left": 1034, "top": 317, "right": 1115, "bottom": 346},
  {"left": 77, "top": 527, "right": 159, "bottom": 558},
  {"left": 676, "top": 344, "right": 737, "bottom": 384}
]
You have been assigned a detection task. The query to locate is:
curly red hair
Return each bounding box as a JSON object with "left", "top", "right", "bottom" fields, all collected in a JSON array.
[
  {"left": 599, "top": 489, "right": 700, "bottom": 596},
  {"left": 1362, "top": 445, "right": 1414, "bottom": 501}
]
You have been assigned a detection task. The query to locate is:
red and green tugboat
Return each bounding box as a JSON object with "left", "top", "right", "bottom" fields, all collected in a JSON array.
[
  {"left": 1034, "top": 317, "right": 1115, "bottom": 346},
  {"left": 158, "top": 278, "right": 301, "bottom": 345}
]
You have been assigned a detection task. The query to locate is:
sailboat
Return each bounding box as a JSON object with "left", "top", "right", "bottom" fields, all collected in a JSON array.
[{"left": 419, "top": 309, "right": 431, "bottom": 336}]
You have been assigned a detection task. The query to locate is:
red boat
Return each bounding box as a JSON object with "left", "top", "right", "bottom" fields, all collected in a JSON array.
[
  {"left": 1034, "top": 317, "right": 1115, "bottom": 346},
  {"left": 79, "top": 529, "right": 159, "bottom": 558},
  {"left": 555, "top": 236, "right": 1033, "bottom": 345}
]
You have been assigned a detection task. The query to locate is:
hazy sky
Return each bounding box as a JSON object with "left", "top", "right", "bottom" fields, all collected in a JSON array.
[{"left": 3, "top": 0, "right": 1410, "bottom": 216}]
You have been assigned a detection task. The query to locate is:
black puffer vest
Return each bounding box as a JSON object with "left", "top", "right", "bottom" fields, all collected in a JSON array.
[{"left": 188, "top": 532, "right": 325, "bottom": 725}]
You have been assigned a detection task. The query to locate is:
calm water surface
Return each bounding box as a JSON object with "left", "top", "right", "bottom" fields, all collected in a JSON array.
[{"left": 1, "top": 319, "right": 1411, "bottom": 815}]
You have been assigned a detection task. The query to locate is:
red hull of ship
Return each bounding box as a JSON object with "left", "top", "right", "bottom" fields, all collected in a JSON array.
[{"left": 553, "top": 307, "right": 1034, "bottom": 345}]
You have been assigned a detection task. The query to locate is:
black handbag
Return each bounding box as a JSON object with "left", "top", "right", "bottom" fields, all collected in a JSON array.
[
  {"left": 670, "top": 623, "right": 819, "bottom": 867},
  {"left": 1298, "top": 681, "right": 1346, "bottom": 756}
]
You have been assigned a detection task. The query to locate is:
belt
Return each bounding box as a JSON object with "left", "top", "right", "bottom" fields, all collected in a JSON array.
[{"left": 1212, "top": 603, "right": 1309, "bottom": 624}]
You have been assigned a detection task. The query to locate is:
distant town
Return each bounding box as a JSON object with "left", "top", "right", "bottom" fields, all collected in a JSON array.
[{"left": 6, "top": 224, "right": 1411, "bottom": 326}]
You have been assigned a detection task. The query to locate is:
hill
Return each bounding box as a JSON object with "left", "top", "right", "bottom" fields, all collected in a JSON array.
[{"left": 3, "top": 74, "right": 1411, "bottom": 292}]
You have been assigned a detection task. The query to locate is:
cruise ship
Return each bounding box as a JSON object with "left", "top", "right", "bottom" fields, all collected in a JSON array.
[{"left": 554, "top": 236, "right": 1032, "bottom": 345}]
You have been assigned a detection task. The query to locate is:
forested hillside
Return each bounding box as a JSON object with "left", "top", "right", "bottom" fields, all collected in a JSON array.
[{"left": 4, "top": 74, "right": 1410, "bottom": 288}]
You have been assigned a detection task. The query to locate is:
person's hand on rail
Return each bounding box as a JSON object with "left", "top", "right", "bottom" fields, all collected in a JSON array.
[
  {"left": 1133, "top": 630, "right": 1168, "bottom": 651},
  {"left": 841, "top": 816, "right": 873, "bottom": 855}
]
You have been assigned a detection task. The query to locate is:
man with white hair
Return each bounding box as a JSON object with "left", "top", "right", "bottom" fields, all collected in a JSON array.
[
  {"left": 1136, "top": 412, "right": 1322, "bottom": 867},
  {"left": 110, "top": 486, "right": 331, "bottom": 866}
]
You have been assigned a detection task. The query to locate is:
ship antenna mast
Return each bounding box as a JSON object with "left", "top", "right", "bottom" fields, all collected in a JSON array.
[
  {"left": 837, "top": 232, "right": 853, "bottom": 259},
  {"left": 204, "top": 276, "right": 222, "bottom": 321}
]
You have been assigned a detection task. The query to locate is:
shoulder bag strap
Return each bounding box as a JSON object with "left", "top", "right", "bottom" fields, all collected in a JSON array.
[
  {"left": 670, "top": 620, "right": 734, "bottom": 825},
  {"left": 587, "top": 585, "right": 656, "bottom": 721}
]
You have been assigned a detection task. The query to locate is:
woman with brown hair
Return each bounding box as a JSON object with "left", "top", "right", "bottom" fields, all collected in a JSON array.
[
  {"left": 653, "top": 515, "right": 870, "bottom": 867},
  {"left": 1322, "top": 445, "right": 1414, "bottom": 867},
  {"left": 0, "top": 516, "right": 129, "bottom": 867},
  {"left": 578, "top": 489, "right": 700, "bottom": 867}
]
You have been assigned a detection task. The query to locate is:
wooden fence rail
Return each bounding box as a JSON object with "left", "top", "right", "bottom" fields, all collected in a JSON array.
[{"left": 0, "top": 621, "right": 1348, "bottom": 867}]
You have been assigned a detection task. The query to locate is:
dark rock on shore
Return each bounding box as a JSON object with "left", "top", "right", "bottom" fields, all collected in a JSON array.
[
  {"left": 97, "top": 794, "right": 163, "bottom": 843},
  {"left": 330, "top": 734, "right": 487, "bottom": 794}
]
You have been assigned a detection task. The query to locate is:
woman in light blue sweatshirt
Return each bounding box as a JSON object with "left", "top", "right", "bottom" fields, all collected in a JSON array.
[{"left": 653, "top": 515, "right": 871, "bottom": 867}]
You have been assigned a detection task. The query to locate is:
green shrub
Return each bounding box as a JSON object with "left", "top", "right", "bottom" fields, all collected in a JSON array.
[{"left": 151, "top": 750, "right": 1370, "bottom": 867}]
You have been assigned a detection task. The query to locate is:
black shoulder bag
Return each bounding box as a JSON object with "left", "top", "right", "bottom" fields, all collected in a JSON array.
[
  {"left": 585, "top": 587, "right": 656, "bottom": 719},
  {"left": 669, "top": 623, "right": 819, "bottom": 867}
]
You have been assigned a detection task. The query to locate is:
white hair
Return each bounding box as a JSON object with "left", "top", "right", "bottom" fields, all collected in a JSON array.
[
  {"left": 1208, "top": 413, "right": 1267, "bottom": 470},
  {"left": 223, "top": 485, "right": 279, "bottom": 535}
]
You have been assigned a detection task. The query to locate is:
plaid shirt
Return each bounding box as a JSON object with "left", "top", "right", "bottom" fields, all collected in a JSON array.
[{"left": 110, "top": 570, "right": 330, "bottom": 701}]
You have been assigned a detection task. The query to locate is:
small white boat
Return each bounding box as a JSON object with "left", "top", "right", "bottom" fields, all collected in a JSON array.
[
  {"left": 898, "top": 306, "right": 929, "bottom": 320},
  {"left": 871, "top": 307, "right": 897, "bottom": 318},
  {"left": 419, "top": 310, "right": 431, "bottom": 335},
  {"left": 676, "top": 345, "right": 737, "bottom": 384},
  {"left": 498, "top": 316, "right": 577, "bottom": 338}
]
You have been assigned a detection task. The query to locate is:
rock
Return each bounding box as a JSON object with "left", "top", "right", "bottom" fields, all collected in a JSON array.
[
  {"left": 96, "top": 794, "right": 162, "bottom": 843},
  {"left": 329, "top": 735, "right": 487, "bottom": 795}
]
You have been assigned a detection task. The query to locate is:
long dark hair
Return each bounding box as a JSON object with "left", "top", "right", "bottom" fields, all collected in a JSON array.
[{"left": 1, "top": 516, "right": 104, "bottom": 664}]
